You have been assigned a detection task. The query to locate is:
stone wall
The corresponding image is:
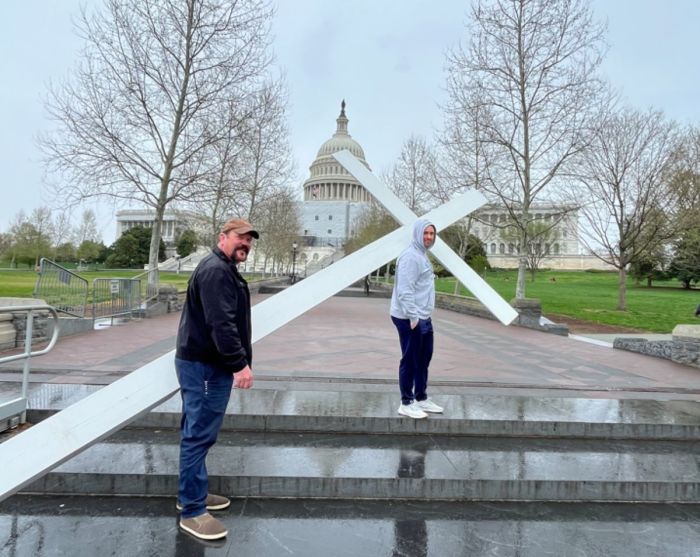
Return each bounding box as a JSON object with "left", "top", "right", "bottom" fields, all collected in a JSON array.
[
  {"left": 0, "top": 313, "right": 14, "bottom": 350},
  {"left": 12, "top": 309, "right": 51, "bottom": 346},
  {"left": 373, "top": 283, "right": 569, "bottom": 336},
  {"left": 0, "top": 298, "right": 51, "bottom": 349},
  {"left": 613, "top": 325, "right": 700, "bottom": 369}
]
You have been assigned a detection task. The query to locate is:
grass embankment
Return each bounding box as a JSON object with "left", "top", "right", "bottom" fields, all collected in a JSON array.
[
  {"left": 436, "top": 269, "right": 698, "bottom": 333},
  {"left": 0, "top": 269, "right": 192, "bottom": 299}
]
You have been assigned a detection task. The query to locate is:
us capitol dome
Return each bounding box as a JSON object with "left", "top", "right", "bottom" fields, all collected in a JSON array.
[{"left": 300, "top": 100, "right": 373, "bottom": 247}]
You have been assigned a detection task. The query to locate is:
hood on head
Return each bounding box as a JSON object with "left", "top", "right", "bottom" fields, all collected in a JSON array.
[{"left": 412, "top": 218, "right": 436, "bottom": 252}]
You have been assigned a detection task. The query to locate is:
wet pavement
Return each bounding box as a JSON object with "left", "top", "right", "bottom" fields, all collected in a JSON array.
[
  {"left": 2, "top": 495, "right": 700, "bottom": 557},
  {"left": 25, "top": 429, "right": 700, "bottom": 502},
  {"left": 2, "top": 294, "right": 700, "bottom": 555}
]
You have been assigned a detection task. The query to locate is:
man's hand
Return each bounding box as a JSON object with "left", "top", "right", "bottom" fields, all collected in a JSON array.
[
  {"left": 410, "top": 319, "right": 419, "bottom": 329},
  {"left": 234, "top": 365, "right": 254, "bottom": 389}
]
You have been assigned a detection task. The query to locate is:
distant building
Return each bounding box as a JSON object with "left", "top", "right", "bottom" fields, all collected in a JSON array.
[
  {"left": 470, "top": 204, "right": 612, "bottom": 270},
  {"left": 472, "top": 203, "right": 579, "bottom": 255},
  {"left": 115, "top": 209, "right": 184, "bottom": 257}
]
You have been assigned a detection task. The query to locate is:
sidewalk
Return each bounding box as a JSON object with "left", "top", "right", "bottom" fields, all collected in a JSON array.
[{"left": 1, "top": 295, "right": 698, "bottom": 399}]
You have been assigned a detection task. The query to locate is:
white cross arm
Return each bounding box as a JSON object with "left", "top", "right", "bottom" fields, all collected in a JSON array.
[
  {"left": 252, "top": 187, "right": 485, "bottom": 342},
  {"left": 333, "top": 149, "right": 518, "bottom": 326}
]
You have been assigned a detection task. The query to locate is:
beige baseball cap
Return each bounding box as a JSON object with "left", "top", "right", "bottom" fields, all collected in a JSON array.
[{"left": 221, "top": 218, "right": 259, "bottom": 239}]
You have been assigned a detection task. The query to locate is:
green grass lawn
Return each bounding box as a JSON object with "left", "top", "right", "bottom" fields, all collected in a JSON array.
[
  {"left": 436, "top": 269, "right": 699, "bottom": 333},
  {"left": 0, "top": 269, "right": 193, "bottom": 299}
]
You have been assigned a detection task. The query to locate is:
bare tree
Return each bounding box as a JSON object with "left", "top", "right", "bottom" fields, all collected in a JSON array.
[
  {"left": 668, "top": 126, "right": 700, "bottom": 230},
  {"left": 241, "top": 79, "right": 296, "bottom": 222},
  {"left": 186, "top": 97, "right": 250, "bottom": 242},
  {"left": 385, "top": 135, "right": 438, "bottom": 214},
  {"left": 573, "top": 107, "right": 679, "bottom": 310},
  {"left": 41, "top": 0, "right": 275, "bottom": 282},
  {"left": 74, "top": 209, "right": 101, "bottom": 245},
  {"left": 249, "top": 190, "right": 301, "bottom": 275},
  {"left": 444, "top": 0, "right": 608, "bottom": 299},
  {"left": 183, "top": 77, "right": 295, "bottom": 242},
  {"left": 52, "top": 210, "right": 74, "bottom": 257}
]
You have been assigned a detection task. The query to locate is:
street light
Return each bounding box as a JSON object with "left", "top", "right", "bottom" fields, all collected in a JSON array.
[{"left": 291, "top": 241, "right": 298, "bottom": 284}]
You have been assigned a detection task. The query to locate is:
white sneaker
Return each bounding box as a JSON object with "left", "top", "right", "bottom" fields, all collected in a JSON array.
[
  {"left": 415, "top": 398, "right": 443, "bottom": 413},
  {"left": 398, "top": 402, "right": 428, "bottom": 419}
]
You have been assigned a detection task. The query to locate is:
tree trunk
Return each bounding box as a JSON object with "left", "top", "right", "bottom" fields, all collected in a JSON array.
[
  {"left": 617, "top": 266, "right": 627, "bottom": 311},
  {"left": 516, "top": 257, "right": 527, "bottom": 299},
  {"left": 148, "top": 199, "right": 166, "bottom": 285}
]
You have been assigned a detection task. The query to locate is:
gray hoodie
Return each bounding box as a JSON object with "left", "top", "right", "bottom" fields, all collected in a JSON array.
[{"left": 390, "top": 218, "right": 436, "bottom": 321}]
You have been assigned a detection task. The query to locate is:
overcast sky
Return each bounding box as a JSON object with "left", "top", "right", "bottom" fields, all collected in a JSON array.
[{"left": 2, "top": 0, "right": 699, "bottom": 243}]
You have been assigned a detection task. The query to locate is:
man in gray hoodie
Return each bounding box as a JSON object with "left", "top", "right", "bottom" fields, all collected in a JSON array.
[{"left": 390, "top": 218, "right": 444, "bottom": 419}]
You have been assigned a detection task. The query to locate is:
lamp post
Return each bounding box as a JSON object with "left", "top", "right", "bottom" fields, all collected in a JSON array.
[{"left": 291, "top": 241, "right": 298, "bottom": 284}]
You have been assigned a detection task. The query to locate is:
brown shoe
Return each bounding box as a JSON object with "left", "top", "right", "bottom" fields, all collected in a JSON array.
[
  {"left": 176, "top": 493, "right": 231, "bottom": 512},
  {"left": 179, "top": 512, "right": 228, "bottom": 540}
]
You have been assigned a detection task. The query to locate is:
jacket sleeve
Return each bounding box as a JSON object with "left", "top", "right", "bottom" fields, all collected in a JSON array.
[
  {"left": 394, "top": 254, "right": 420, "bottom": 321},
  {"left": 198, "top": 265, "right": 248, "bottom": 372}
]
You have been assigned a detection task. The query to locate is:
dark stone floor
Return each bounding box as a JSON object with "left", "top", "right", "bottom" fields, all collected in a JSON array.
[{"left": 2, "top": 495, "right": 700, "bottom": 557}]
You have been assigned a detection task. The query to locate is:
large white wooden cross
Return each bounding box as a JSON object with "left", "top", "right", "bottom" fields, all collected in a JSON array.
[{"left": 0, "top": 150, "right": 516, "bottom": 501}]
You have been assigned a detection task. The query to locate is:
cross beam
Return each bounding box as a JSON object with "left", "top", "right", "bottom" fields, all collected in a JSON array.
[
  {"left": 333, "top": 149, "right": 517, "bottom": 325},
  {"left": 253, "top": 186, "right": 491, "bottom": 340}
]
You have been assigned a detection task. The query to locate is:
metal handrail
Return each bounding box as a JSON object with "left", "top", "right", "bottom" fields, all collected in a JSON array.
[{"left": 0, "top": 304, "right": 60, "bottom": 424}]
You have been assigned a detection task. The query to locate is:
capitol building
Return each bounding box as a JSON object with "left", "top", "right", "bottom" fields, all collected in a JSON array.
[{"left": 299, "top": 100, "right": 372, "bottom": 247}]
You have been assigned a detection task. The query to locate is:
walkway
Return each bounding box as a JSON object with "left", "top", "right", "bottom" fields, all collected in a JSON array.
[{"left": 1, "top": 295, "right": 698, "bottom": 400}]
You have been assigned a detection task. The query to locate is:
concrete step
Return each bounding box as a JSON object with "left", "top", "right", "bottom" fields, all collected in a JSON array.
[
  {"left": 26, "top": 384, "right": 700, "bottom": 440},
  {"left": 22, "top": 429, "right": 700, "bottom": 503},
  {"left": 2, "top": 495, "right": 700, "bottom": 556}
]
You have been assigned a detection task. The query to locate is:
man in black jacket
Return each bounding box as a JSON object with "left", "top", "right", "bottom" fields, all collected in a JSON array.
[{"left": 175, "top": 218, "right": 258, "bottom": 541}]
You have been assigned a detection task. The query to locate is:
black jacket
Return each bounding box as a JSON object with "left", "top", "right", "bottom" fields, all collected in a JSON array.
[{"left": 176, "top": 247, "right": 252, "bottom": 372}]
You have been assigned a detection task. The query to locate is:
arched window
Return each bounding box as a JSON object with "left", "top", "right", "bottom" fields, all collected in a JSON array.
[
  {"left": 508, "top": 243, "right": 514, "bottom": 254},
  {"left": 553, "top": 243, "right": 560, "bottom": 255},
  {"left": 499, "top": 243, "right": 505, "bottom": 254},
  {"left": 490, "top": 243, "right": 496, "bottom": 254}
]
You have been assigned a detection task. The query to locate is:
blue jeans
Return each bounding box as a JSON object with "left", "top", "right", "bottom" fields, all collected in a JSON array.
[
  {"left": 391, "top": 317, "right": 433, "bottom": 405},
  {"left": 175, "top": 358, "right": 233, "bottom": 518}
]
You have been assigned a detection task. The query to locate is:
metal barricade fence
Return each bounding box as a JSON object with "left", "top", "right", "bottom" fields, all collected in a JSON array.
[
  {"left": 92, "top": 278, "right": 142, "bottom": 321},
  {"left": 34, "top": 259, "right": 89, "bottom": 317}
]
